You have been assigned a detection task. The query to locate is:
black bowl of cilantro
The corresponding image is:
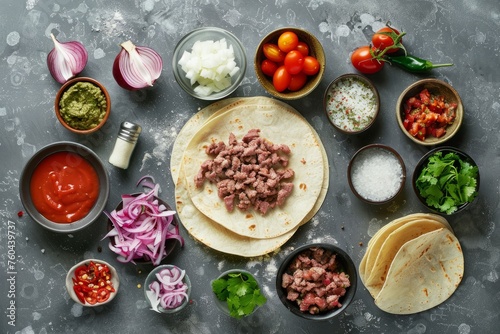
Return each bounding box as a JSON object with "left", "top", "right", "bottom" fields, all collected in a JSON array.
[{"left": 413, "top": 146, "right": 480, "bottom": 215}]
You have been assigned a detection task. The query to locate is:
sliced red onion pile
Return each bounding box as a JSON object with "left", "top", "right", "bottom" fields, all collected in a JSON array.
[
  {"left": 113, "top": 40, "right": 163, "bottom": 90},
  {"left": 146, "top": 266, "right": 189, "bottom": 312},
  {"left": 47, "top": 33, "right": 88, "bottom": 84},
  {"left": 103, "top": 176, "right": 184, "bottom": 266}
]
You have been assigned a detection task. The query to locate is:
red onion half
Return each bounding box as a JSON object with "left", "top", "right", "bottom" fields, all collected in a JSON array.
[
  {"left": 47, "top": 33, "right": 88, "bottom": 84},
  {"left": 113, "top": 40, "right": 163, "bottom": 90}
]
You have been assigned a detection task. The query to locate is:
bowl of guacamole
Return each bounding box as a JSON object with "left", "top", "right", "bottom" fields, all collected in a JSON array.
[{"left": 55, "top": 77, "right": 111, "bottom": 134}]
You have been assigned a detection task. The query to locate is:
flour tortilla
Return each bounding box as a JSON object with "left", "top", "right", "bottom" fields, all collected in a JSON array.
[
  {"left": 359, "top": 213, "right": 452, "bottom": 284},
  {"left": 364, "top": 219, "right": 452, "bottom": 298},
  {"left": 374, "top": 228, "right": 464, "bottom": 314},
  {"left": 182, "top": 103, "right": 325, "bottom": 239},
  {"left": 171, "top": 97, "right": 329, "bottom": 255}
]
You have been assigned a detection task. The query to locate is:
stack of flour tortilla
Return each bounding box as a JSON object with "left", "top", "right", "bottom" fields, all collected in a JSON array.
[
  {"left": 170, "top": 97, "right": 329, "bottom": 257},
  {"left": 360, "top": 213, "right": 464, "bottom": 314}
]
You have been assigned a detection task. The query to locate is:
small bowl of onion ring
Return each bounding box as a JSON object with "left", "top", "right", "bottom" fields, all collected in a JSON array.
[
  {"left": 172, "top": 27, "right": 247, "bottom": 100},
  {"left": 144, "top": 264, "right": 191, "bottom": 314},
  {"left": 104, "top": 177, "right": 184, "bottom": 266}
]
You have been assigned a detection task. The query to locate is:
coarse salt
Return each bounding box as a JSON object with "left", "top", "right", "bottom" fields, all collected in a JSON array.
[
  {"left": 350, "top": 148, "right": 403, "bottom": 202},
  {"left": 326, "top": 76, "right": 377, "bottom": 132}
]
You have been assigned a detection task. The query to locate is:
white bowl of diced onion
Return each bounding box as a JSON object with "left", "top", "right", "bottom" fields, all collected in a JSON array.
[
  {"left": 144, "top": 264, "right": 191, "bottom": 314},
  {"left": 172, "top": 27, "right": 247, "bottom": 100}
]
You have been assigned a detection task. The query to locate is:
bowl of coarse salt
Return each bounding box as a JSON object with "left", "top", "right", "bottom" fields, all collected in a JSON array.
[
  {"left": 324, "top": 74, "right": 380, "bottom": 134},
  {"left": 347, "top": 144, "right": 406, "bottom": 204}
]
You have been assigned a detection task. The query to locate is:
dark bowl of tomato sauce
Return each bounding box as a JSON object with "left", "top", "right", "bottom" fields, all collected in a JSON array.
[{"left": 20, "top": 141, "right": 109, "bottom": 233}]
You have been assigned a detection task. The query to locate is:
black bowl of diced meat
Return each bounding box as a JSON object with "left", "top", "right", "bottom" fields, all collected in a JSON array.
[{"left": 276, "top": 243, "right": 357, "bottom": 320}]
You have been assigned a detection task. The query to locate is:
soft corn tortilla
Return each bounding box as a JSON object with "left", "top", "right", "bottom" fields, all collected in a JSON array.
[
  {"left": 182, "top": 102, "right": 325, "bottom": 239},
  {"left": 374, "top": 228, "right": 464, "bottom": 314},
  {"left": 171, "top": 97, "right": 329, "bottom": 255},
  {"left": 364, "top": 218, "right": 452, "bottom": 298},
  {"left": 359, "top": 213, "right": 452, "bottom": 284}
]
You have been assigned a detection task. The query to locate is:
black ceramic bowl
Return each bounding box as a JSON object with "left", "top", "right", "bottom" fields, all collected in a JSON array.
[
  {"left": 276, "top": 243, "right": 357, "bottom": 321},
  {"left": 412, "top": 146, "right": 480, "bottom": 215},
  {"left": 19, "top": 141, "right": 109, "bottom": 233}
]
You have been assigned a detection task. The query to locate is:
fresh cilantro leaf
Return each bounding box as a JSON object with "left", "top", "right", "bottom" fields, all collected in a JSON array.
[
  {"left": 211, "top": 272, "right": 267, "bottom": 319},
  {"left": 416, "top": 151, "right": 478, "bottom": 214}
]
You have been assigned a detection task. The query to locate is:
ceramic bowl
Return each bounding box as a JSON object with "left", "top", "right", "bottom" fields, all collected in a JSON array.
[
  {"left": 396, "top": 78, "right": 463, "bottom": 146},
  {"left": 254, "top": 27, "right": 325, "bottom": 100},
  {"left": 211, "top": 269, "right": 264, "bottom": 318},
  {"left": 107, "top": 194, "right": 180, "bottom": 265},
  {"left": 172, "top": 27, "right": 247, "bottom": 100},
  {"left": 412, "top": 146, "right": 480, "bottom": 215},
  {"left": 55, "top": 77, "right": 111, "bottom": 134},
  {"left": 66, "top": 259, "right": 119, "bottom": 306},
  {"left": 324, "top": 74, "right": 380, "bottom": 134},
  {"left": 144, "top": 264, "right": 191, "bottom": 314},
  {"left": 276, "top": 243, "right": 357, "bottom": 320},
  {"left": 19, "top": 141, "right": 109, "bottom": 233},
  {"left": 347, "top": 144, "right": 406, "bottom": 204}
]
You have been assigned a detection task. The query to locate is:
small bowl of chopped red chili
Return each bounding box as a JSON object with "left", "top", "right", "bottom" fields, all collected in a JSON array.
[
  {"left": 276, "top": 243, "right": 357, "bottom": 320},
  {"left": 254, "top": 27, "right": 326, "bottom": 100},
  {"left": 144, "top": 264, "right": 191, "bottom": 314},
  {"left": 324, "top": 74, "right": 380, "bottom": 134},
  {"left": 19, "top": 141, "right": 110, "bottom": 233},
  {"left": 347, "top": 144, "right": 406, "bottom": 204},
  {"left": 412, "top": 146, "right": 480, "bottom": 215},
  {"left": 55, "top": 77, "right": 111, "bottom": 134},
  {"left": 396, "top": 78, "right": 463, "bottom": 146},
  {"left": 66, "top": 259, "right": 119, "bottom": 306}
]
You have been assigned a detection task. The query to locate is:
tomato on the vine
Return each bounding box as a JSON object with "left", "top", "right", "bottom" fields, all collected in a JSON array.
[
  {"left": 372, "top": 26, "right": 403, "bottom": 53},
  {"left": 288, "top": 72, "right": 308, "bottom": 91},
  {"left": 284, "top": 50, "right": 304, "bottom": 75},
  {"left": 278, "top": 31, "right": 299, "bottom": 53},
  {"left": 302, "top": 56, "right": 320, "bottom": 76},
  {"left": 273, "top": 66, "right": 292, "bottom": 92},
  {"left": 262, "top": 43, "right": 286, "bottom": 63},
  {"left": 261, "top": 59, "right": 279, "bottom": 77},
  {"left": 295, "top": 41, "right": 309, "bottom": 56},
  {"left": 351, "top": 46, "right": 384, "bottom": 74}
]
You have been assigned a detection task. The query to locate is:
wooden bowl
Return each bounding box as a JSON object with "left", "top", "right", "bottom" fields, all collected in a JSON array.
[
  {"left": 396, "top": 78, "right": 463, "bottom": 146},
  {"left": 254, "top": 27, "right": 325, "bottom": 100}
]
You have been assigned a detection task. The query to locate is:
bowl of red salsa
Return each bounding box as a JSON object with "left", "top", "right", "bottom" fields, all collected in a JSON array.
[
  {"left": 20, "top": 141, "right": 109, "bottom": 233},
  {"left": 396, "top": 78, "right": 463, "bottom": 146}
]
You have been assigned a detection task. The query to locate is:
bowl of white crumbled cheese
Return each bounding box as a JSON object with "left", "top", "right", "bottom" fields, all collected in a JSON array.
[
  {"left": 172, "top": 27, "right": 247, "bottom": 100},
  {"left": 347, "top": 144, "right": 406, "bottom": 204},
  {"left": 324, "top": 74, "right": 380, "bottom": 134}
]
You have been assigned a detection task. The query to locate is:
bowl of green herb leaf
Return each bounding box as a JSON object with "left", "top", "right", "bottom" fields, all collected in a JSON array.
[
  {"left": 413, "top": 146, "right": 480, "bottom": 215},
  {"left": 211, "top": 269, "right": 267, "bottom": 318}
]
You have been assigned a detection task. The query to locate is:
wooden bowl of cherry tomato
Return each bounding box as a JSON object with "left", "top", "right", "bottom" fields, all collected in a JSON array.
[
  {"left": 396, "top": 78, "right": 463, "bottom": 146},
  {"left": 66, "top": 259, "right": 119, "bottom": 306},
  {"left": 254, "top": 27, "right": 325, "bottom": 100}
]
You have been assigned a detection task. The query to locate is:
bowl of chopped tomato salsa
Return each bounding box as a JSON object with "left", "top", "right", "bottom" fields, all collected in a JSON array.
[
  {"left": 396, "top": 78, "right": 463, "bottom": 146},
  {"left": 66, "top": 259, "right": 119, "bottom": 306},
  {"left": 19, "top": 141, "right": 109, "bottom": 233},
  {"left": 276, "top": 243, "right": 357, "bottom": 320}
]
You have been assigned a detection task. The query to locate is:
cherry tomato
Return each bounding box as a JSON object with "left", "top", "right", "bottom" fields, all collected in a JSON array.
[
  {"left": 372, "top": 27, "right": 402, "bottom": 53},
  {"left": 273, "top": 66, "right": 292, "bottom": 92},
  {"left": 284, "top": 50, "right": 304, "bottom": 75},
  {"left": 350, "top": 46, "right": 384, "bottom": 74},
  {"left": 295, "top": 41, "right": 309, "bottom": 56},
  {"left": 288, "top": 72, "right": 308, "bottom": 91},
  {"left": 261, "top": 59, "right": 279, "bottom": 77},
  {"left": 278, "top": 31, "right": 299, "bottom": 53},
  {"left": 302, "top": 56, "right": 320, "bottom": 76},
  {"left": 262, "top": 43, "right": 286, "bottom": 63}
]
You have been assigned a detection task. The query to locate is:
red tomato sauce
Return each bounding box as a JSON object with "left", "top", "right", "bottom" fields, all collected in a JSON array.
[{"left": 30, "top": 151, "right": 99, "bottom": 223}]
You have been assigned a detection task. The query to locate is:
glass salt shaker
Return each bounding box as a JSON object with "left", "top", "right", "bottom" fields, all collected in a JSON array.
[{"left": 109, "top": 121, "right": 142, "bottom": 169}]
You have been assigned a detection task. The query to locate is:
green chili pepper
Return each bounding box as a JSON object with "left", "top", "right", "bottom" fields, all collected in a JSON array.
[{"left": 386, "top": 55, "right": 453, "bottom": 73}]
